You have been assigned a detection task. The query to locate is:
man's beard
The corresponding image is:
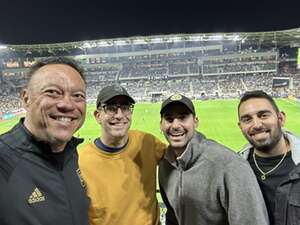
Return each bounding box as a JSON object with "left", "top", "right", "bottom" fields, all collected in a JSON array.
[{"left": 248, "top": 123, "right": 283, "bottom": 153}]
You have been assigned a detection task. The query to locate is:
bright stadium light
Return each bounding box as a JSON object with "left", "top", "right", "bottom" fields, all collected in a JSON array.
[
  {"left": 114, "top": 40, "right": 127, "bottom": 46},
  {"left": 96, "top": 41, "right": 110, "bottom": 47},
  {"left": 133, "top": 39, "right": 146, "bottom": 44},
  {"left": 169, "top": 36, "right": 181, "bottom": 42},
  {"left": 0, "top": 44, "right": 7, "bottom": 49},
  {"left": 151, "top": 37, "right": 163, "bottom": 43},
  {"left": 241, "top": 37, "right": 247, "bottom": 43},
  {"left": 190, "top": 35, "right": 203, "bottom": 41},
  {"left": 211, "top": 34, "right": 223, "bottom": 40},
  {"left": 82, "top": 42, "right": 92, "bottom": 48},
  {"left": 232, "top": 34, "right": 241, "bottom": 41}
]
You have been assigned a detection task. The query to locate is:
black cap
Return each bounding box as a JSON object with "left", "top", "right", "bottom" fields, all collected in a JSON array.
[
  {"left": 160, "top": 94, "right": 195, "bottom": 116},
  {"left": 96, "top": 85, "right": 135, "bottom": 108}
]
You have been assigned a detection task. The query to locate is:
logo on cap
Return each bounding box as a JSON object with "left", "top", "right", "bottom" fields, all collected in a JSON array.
[
  {"left": 113, "top": 85, "right": 124, "bottom": 93},
  {"left": 170, "top": 94, "right": 183, "bottom": 101}
]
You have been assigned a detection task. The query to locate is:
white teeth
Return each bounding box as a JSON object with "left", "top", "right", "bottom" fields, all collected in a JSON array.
[
  {"left": 111, "top": 122, "right": 126, "bottom": 125},
  {"left": 170, "top": 133, "right": 184, "bottom": 137},
  {"left": 56, "top": 117, "right": 72, "bottom": 122},
  {"left": 252, "top": 131, "right": 267, "bottom": 136}
]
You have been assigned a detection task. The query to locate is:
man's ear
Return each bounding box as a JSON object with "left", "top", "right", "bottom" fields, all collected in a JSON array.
[
  {"left": 160, "top": 118, "right": 163, "bottom": 132},
  {"left": 21, "top": 88, "right": 30, "bottom": 108},
  {"left": 194, "top": 116, "right": 199, "bottom": 129},
  {"left": 278, "top": 111, "right": 286, "bottom": 127},
  {"left": 94, "top": 110, "right": 102, "bottom": 124}
]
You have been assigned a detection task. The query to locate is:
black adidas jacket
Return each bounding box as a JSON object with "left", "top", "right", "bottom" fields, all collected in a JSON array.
[{"left": 0, "top": 120, "right": 90, "bottom": 225}]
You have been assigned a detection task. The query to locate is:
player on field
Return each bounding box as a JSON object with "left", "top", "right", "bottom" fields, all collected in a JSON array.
[
  {"left": 159, "top": 93, "right": 269, "bottom": 225},
  {"left": 238, "top": 90, "right": 300, "bottom": 225},
  {"left": 79, "top": 85, "right": 166, "bottom": 225}
]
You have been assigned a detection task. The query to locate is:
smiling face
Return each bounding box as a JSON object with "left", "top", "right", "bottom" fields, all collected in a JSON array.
[
  {"left": 94, "top": 96, "right": 133, "bottom": 147},
  {"left": 160, "top": 103, "right": 198, "bottom": 156},
  {"left": 22, "top": 64, "right": 86, "bottom": 152},
  {"left": 238, "top": 98, "right": 285, "bottom": 153}
]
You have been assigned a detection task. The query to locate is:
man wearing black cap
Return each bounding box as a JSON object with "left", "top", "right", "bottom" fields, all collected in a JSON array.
[
  {"left": 159, "top": 94, "right": 269, "bottom": 225},
  {"left": 79, "top": 85, "right": 166, "bottom": 225}
]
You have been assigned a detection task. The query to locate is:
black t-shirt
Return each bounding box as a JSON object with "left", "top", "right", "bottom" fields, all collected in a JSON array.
[{"left": 248, "top": 149, "right": 295, "bottom": 225}]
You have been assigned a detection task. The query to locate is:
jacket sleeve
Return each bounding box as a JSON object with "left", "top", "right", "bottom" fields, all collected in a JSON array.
[
  {"left": 159, "top": 183, "right": 179, "bottom": 225},
  {"left": 220, "top": 159, "right": 270, "bottom": 225}
]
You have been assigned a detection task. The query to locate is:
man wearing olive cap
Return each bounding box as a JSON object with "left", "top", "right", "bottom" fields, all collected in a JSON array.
[{"left": 159, "top": 94, "right": 269, "bottom": 225}]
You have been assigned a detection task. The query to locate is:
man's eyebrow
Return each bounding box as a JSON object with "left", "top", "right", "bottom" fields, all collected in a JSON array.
[
  {"left": 164, "top": 112, "right": 188, "bottom": 117},
  {"left": 240, "top": 114, "right": 251, "bottom": 120},
  {"left": 106, "top": 102, "right": 131, "bottom": 105},
  {"left": 257, "top": 110, "right": 272, "bottom": 115},
  {"left": 240, "top": 110, "right": 271, "bottom": 119}
]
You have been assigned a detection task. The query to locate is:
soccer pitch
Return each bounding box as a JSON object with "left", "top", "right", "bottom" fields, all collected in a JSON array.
[
  {"left": 1, "top": 98, "right": 299, "bottom": 214},
  {"left": 1, "top": 98, "right": 300, "bottom": 151}
]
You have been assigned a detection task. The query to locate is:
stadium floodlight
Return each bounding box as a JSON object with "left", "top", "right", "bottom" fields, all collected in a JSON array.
[
  {"left": 82, "top": 42, "right": 92, "bottom": 48},
  {"left": 133, "top": 39, "right": 146, "bottom": 45},
  {"left": 144, "top": 38, "right": 151, "bottom": 43},
  {"left": 151, "top": 37, "right": 163, "bottom": 43},
  {"left": 0, "top": 44, "right": 7, "bottom": 49},
  {"left": 96, "top": 41, "right": 109, "bottom": 47},
  {"left": 169, "top": 36, "right": 181, "bottom": 42},
  {"left": 190, "top": 35, "right": 203, "bottom": 41},
  {"left": 211, "top": 34, "right": 223, "bottom": 41},
  {"left": 241, "top": 37, "right": 247, "bottom": 43},
  {"left": 113, "top": 40, "right": 127, "bottom": 46},
  {"left": 232, "top": 34, "right": 241, "bottom": 41}
]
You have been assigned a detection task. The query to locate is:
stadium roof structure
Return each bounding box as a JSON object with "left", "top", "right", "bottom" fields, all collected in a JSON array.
[{"left": 2, "top": 27, "right": 300, "bottom": 53}]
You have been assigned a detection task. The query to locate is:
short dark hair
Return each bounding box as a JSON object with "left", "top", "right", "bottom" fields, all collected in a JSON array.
[
  {"left": 238, "top": 90, "right": 279, "bottom": 115},
  {"left": 27, "top": 57, "right": 85, "bottom": 85}
]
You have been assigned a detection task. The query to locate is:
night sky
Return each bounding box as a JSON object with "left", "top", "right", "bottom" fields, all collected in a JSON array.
[{"left": 0, "top": 0, "right": 299, "bottom": 45}]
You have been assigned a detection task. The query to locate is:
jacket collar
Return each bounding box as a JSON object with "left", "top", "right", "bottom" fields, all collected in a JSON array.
[
  {"left": 7, "top": 118, "right": 83, "bottom": 157},
  {"left": 164, "top": 131, "right": 206, "bottom": 170},
  {"left": 239, "top": 130, "right": 300, "bottom": 165}
]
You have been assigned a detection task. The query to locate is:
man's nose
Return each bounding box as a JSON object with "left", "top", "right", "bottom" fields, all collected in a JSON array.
[
  {"left": 114, "top": 107, "right": 124, "bottom": 117},
  {"left": 56, "top": 95, "right": 75, "bottom": 111},
  {"left": 171, "top": 118, "right": 181, "bottom": 128},
  {"left": 252, "top": 117, "right": 263, "bottom": 128}
]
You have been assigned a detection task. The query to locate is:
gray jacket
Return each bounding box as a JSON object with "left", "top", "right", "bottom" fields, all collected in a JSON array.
[
  {"left": 239, "top": 130, "right": 300, "bottom": 225},
  {"left": 159, "top": 131, "right": 269, "bottom": 225}
]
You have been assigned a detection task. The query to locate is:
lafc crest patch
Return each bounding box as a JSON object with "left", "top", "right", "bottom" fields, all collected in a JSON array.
[
  {"left": 76, "top": 168, "right": 86, "bottom": 190},
  {"left": 113, "top": 85, "right": 124, "bottom": 93},
  {"left": 170, "top": 94, "right": 183, "bottom": 101}
]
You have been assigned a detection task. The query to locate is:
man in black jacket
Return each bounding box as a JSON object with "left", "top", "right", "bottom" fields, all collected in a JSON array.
[
  {"left": 0, "top": 57, "right": 90, "bottom": 225},
  {"left": 238, "top": 90, "right": 300, "bottom": 225}
]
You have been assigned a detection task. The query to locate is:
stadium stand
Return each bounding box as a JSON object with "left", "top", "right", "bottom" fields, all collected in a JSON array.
[
  {"left": 1, "top": 27, "right": 300, "bottom": 225},
  {"left": 0, "top": 28, "right": 300, "bottom": 115}
]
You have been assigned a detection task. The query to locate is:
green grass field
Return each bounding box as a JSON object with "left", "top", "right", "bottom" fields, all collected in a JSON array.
[
  {"left": 1, "top": 98, "right": 300, "bottom": 151},
  {"left": 1, "top": 98, "right": 299, "bottom": 212}
]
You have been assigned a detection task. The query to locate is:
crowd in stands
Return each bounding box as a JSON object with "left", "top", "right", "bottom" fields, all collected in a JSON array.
[
  {"left": 0, "top": 95, "right": 21, "bottom": 113},
  {"left": 203, "top": 63, "right": 276, "bottom": 74},
  {"left": 1, "top": 40, "right": 299, "bottom": 114}
]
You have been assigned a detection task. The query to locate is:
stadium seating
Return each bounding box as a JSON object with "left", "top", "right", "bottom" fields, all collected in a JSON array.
[{"left": 1, "top": 29, "right": 300, "bottom": 114}]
